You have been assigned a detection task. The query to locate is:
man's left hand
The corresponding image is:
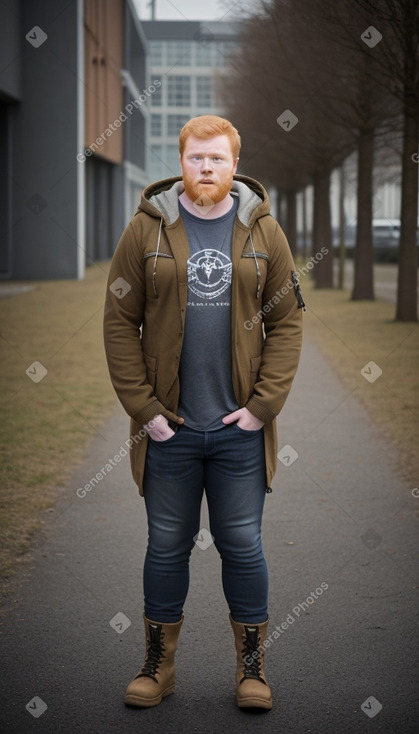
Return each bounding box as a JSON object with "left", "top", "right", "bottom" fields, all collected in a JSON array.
[{"left": 222, "top": 407, "right": 264, "bottom": 431}]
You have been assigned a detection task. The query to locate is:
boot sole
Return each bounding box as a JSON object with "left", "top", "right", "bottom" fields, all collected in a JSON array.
[
  {"left": 124, "top": 684, "right": 175, "bottom": 708},
  {"left": 237, "top": 697, "right": 272, "bottom": 710}
]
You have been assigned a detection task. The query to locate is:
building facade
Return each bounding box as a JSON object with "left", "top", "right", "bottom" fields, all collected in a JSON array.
[
  {"left": 0, "top": 7, "right": 238, "bottom": 280},
  {"left": 0, "top": 0, "right": 149, "bottom": 280}
]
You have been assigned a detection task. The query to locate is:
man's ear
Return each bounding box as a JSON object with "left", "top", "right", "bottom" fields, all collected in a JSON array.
[{"left": 233, "top": 157, "right": 239, "bottom": 174}]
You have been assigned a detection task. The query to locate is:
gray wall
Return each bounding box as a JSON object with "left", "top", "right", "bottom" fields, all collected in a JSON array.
[
  {"left": 11, "top": 0, "right": 81, "bottom": 279},
  {"left": 0, "top": 0, "right": 82, "bottom": 279},
  {"left": 0, "top": 0, "right": 22, "bottom": 277},
  {"left": 0, "top": 0, "right": 22, "bottom": 100}
]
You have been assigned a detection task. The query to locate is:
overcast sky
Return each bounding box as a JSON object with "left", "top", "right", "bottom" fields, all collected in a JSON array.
[{"left": 132, "top": 0, "right": 242, "bottom": 22}]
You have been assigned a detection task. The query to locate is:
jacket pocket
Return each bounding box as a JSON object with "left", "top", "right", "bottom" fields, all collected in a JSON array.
[{"left": 143, "top": 352, "right": 157, "bottom": 390}]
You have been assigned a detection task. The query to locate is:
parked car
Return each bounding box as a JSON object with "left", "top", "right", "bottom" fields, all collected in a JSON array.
[
  {"left": 372, "top": 219, "right": 400, "bottom": 262},
  {"left": 333, "top": 219, "right": 402, "bottom": 262}
]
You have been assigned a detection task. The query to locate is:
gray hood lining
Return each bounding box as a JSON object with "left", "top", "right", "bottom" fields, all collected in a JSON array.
[
  {"left": 148, "top": 180, "right": 264, "bottom": 228},
  {"left": 149, "top": 181, "right": 185, "bottom": 226}
]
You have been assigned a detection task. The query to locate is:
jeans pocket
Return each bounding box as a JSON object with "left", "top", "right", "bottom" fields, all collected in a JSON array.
[
  {"left": 149, "top": 432, "right": 176, "bottom": 445},
  {"left": 149, "top": 423, "right": 181, "bottom": 444},
  {"left": 232, "top": 423, "right": 263, "bottom": 434}
]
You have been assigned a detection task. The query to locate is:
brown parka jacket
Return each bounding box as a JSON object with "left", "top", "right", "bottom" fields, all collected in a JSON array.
[{"left": 103, "top": 174, "right": 303, "bottom": 496}]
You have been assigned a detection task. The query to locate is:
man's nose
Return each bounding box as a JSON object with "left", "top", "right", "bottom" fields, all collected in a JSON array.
[{"left": 200, "top": 157, "right": 213, "bottom": 172}]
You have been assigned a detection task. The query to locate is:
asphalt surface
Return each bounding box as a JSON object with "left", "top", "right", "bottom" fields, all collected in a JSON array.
[{"left": 0, "top": 336, "right": 418, "bottom": 734}]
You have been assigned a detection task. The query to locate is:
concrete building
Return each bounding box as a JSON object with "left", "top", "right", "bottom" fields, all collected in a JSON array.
[
  {"left": 141, "top": 21, "right": 238, "bottom": 182},
  {"left": 0, "top": 0, "right": 149, "bottom": 280}
]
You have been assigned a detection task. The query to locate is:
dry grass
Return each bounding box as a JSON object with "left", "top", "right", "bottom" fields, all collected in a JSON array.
[
  {"left": 302, "top": 276, "right": 419, "bottom": 483},
  {"left": 0, "top": 262, "right": 116, "bottom": 592}
]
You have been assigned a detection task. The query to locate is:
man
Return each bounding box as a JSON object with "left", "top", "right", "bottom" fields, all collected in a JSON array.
[{"left": 103, "top": 115, "right": 303, "bottom": 710}]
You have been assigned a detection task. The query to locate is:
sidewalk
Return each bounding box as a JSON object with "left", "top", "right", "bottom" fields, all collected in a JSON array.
[{"left": 0, "top": 336, "right": 417, "bottom": 733}]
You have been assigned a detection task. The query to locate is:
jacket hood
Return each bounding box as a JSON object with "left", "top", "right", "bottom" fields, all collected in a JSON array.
[{"left": 137, "top": 174, "right": 271, "bottom": 229}]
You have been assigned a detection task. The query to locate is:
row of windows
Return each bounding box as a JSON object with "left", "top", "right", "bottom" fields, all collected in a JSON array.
[
  {"left": 149, "top": 143, "right": 181, "bottom": 180},
  {"left": 151, "top": 75, "right": 221, "bottom": 108},
  {"left": 151, "top": 114, "right": 190, "bottom": 137},
  {"left": 149, "top": 39, "right": 234, "bottom": 68}
]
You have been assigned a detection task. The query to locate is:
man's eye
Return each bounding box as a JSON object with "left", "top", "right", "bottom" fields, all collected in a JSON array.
[{"left": 213, "top": 157, "right": 221, "bottom": 162}]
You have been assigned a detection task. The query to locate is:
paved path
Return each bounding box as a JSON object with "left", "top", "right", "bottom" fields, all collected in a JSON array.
[{"left": 1, "top": 336, "right": 418, "bottom": 733}]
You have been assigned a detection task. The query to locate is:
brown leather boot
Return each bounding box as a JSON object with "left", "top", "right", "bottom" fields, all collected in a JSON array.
[
  {"left": 124, "top": 614, "right": 183, "bottom": 707},
  {"left": 230, "top": 614, "right": 272, "bottom": 709}
]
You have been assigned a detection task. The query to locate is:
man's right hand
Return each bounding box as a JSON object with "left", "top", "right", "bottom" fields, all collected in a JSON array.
[{"left": 145, "top": 414, "right": 175, "bottom": 441}]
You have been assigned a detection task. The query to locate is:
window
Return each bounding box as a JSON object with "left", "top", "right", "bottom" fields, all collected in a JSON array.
[
  {"left": 196, "top": 76, "right": 212, "bottom": 107},
  {"left": 151, "top": 76, "right": 163, "bottom": 106},
  {"left": 149, "top": 144, "right": 181, "bottom": 180},
  {"left": 150, "top": 144, "right": 164, "bottom": 179},
  {"left": 195, "top": 42, "right": 213, "bottom": 67},
  {"left": 166, "top": 41, "right": 191, "bottom": 66},
  {"left": 151, "top": 114, "right": 162, "bottom": 137},
  {"left": 167, "top": 114, "right": 190, "bottom": 136},
  {"left": 167, "top": 76, "right": 191, "bottom": 107},
  {"left": 166, "top": 144, "right": 181, "bottom": 175},
  {"left": 215, "top": 41, "right": 234, "bottom": 66},
  {"left": 150, "top": 41, "right": 163, "bottom": 66},
  {"left": 212, "top": 73, "right": 226, "bottom": 107}
]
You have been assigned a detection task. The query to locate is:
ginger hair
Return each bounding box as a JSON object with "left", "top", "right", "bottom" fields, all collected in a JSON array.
[{"left": 179, "top": 115, "right": 241, "bottom": 160}]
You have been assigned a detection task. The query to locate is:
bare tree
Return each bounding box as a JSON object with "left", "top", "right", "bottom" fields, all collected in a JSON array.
[
  {"left": 296, "top": 0, "right": 399, "bottom": 300},
  {"left": 223, "top": 0, "right": 416, "bottom": 310},
  {"left": 308, "top": 0, "right": 418, "bottom": 316},
  {"left": 221, "top": 0, "right": 354, "bottom": 287}
]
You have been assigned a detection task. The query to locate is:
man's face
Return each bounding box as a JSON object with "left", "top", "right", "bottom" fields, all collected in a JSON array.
[{"left": 180, "top": 134, "right": 239, "bottom": 205}]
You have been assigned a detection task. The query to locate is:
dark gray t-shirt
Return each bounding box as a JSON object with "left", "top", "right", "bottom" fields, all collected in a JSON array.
[{"left": 178, "top": 196, "right": 239, "bottom": 430}]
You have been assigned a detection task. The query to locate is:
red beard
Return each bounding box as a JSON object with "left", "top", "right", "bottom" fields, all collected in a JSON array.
[{"left": 182, "top": 173, "right": 234, "bottom": 205}]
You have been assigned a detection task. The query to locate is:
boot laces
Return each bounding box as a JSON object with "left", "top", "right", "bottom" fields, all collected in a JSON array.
[
  {"left": 240, "top": 625, "right": 266, "bottom": 684},
  {"left": 136, "top": 623, "right": 166, "bottom": 683}
]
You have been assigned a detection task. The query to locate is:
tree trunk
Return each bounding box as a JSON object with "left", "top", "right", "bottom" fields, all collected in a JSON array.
[
  {"left": 395, "top": 95, "right": 418, "bottom": 322},
  {"left": 312, "top": 168, "right": 333, "bottom": 287},
  {"left": 286, "top": 189, "right": 297, "bottom": 255},
  {"left": 276, "top": 192, "right": 283, "bottom": 225},
  {"left": 352, "top": 127, "right": 375, "bottom": 300},
  {"left": 302, "top": 187, "right": 309, "bottom": 261},
  {"left": 338, "top": 164, "right": 346, "bottom": 289}
]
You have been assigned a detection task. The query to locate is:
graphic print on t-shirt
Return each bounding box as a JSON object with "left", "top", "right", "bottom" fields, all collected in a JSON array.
[{"left": 187, "top": 248, "right": 232, "bottom": 301}]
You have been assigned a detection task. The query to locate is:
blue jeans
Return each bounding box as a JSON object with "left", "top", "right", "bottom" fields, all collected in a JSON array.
[{"left": 143, "top": 422, "right": 269, "bottom": 623}]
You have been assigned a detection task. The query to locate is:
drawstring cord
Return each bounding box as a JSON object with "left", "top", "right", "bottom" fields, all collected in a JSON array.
[
  {"left": 249, "top": 229, "right": 261, "bottom": 299},
  {"left": 152, "top": 218, "right": 163, "bottom": 298}
]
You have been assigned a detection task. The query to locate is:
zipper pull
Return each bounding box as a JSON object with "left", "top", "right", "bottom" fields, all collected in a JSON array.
[{"left": 291, "top": 270, "right": 306, "bottom": 311}]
